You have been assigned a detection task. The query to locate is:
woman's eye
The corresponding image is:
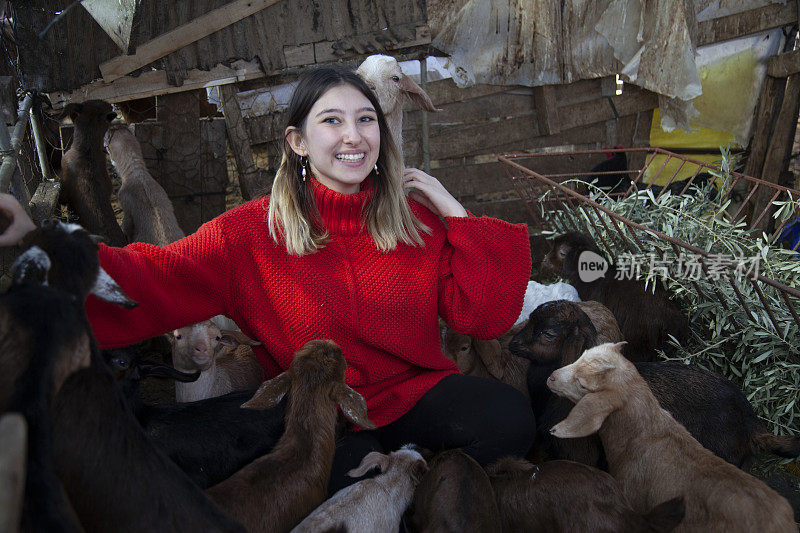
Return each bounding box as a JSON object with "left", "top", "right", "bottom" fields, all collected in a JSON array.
[
  {"left": 322, "top": 117, "right": 340, "bottom": 124},
  {"left": 358, "top": 115, "right": 375, "bottom": 123}
]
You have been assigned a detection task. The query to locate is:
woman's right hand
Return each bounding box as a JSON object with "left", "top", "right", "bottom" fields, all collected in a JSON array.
[{"left": 0, "top": 193, "right": 36, "bottom": 246}]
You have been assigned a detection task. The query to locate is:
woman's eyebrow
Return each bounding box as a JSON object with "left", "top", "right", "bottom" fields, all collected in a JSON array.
[{"left": 315, "top": 106, "right": 376, "bottom": 117}]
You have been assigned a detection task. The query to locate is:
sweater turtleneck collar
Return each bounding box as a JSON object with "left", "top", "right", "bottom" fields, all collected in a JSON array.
[{"left": 309, "top": 176, "right": 374, "bottom": 235}]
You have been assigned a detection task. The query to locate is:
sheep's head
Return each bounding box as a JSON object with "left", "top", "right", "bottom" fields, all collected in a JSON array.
[
  {"left": 541, "top": 232, "right": 603, "bottom": 279},
  {"left": 15, "top": 219, "right": 136, "bottom": 308},
  {"left": 242, "top": 339, "right": 376, "bottom": 430},
  {"left": 548, "top": 342, "right": 628, "bottom": 438},
  {"left": 356, "top": 55, "right": 439, "bottom": 117},
  {"left": 508, "top": 300, "right": 598, "bottom": 367}
]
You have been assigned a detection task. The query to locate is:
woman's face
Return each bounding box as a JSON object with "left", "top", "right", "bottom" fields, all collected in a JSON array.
[{"left": 288, "top": 83, "right": 381, "bottom": 195}]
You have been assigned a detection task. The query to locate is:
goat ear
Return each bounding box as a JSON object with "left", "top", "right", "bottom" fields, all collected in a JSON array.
[
  {"left": 474, "top": 339, "right": 504, "bottom": 380},
  {"left": 242, "top": 372, "right": 290, "bottom": 409},
  {"left": 411, "top": 458, "right": 429, "bottom": 483},
  {"left": 550, "top": 390, "right": 619, "bottom": 438},
  {"left": 106, "top": 112, "right": 117, "bottom": 122},
  {"left": 562, "top": 324, "right": 589, "bottom": 366},
  {"left": 398, "top": 75, "right": 441, "bottom": 112},
  {"left": 59, "top": 102, "right": 83, "bottom": 121},
  {"left": 90, "top": 266, "right": 138, "bottom": 309},
  {"left": 219, "top": 330, "right": 260, "bottom": 347},
  {"left": 347, "top": 451, "right": 387, "bottom": 478},
  {"left": 10, "top": 246, "right": 51, "bottom": 286},
  {"left": 331, "top": 382, "right": 376, "bottom": 430}
]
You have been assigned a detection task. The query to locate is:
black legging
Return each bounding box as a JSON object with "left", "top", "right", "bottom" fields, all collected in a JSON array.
[{"left": 327, "top": 373, "right": 536, "bottom": 495}]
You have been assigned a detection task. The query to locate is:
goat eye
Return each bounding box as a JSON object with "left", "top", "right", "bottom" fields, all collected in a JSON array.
[
  {"left": 175, "top": 334, "right": 182, "bottom": 340},
  {"left": 391, "top": 75, "right": 400, "bottom": 82},
  {"left": 215, "top": 336, "right": 221, "bottom": 341},
  {"left": 459, "top": 346, "right": 469, "bottom": 353}
]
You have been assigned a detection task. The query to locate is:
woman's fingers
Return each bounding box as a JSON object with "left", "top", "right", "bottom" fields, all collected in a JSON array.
[
  {"left": 0, "top": 193, "right": 36, "bottom": 246},
  {"left": 403, "top": 168, "right": 467, "bottom": 218}
]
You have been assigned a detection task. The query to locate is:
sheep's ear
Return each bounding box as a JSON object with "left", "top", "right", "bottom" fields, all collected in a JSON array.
[
  {"left": 474, "top": 339, "right": 504, "bottom": 380},
  {"left": 398, "top": 76, "right": 441, "bottom": 112},
  {"left": 331, "top": 382, "right": 376, "bottom": 430},
  {"left": 347, "top": 451, "right": 387, "bottom": 478},
  {"left": 242, "top": 372, "right": 290, "bottom": 409},
  {"left": 90, "top": 266, "right": 138, "bottom": 309},
  {"left": 550, "top": 391, "right": 619, "bottom": 439},
  {"left": 219, "top": 330, "right": 260, "bottom": 347},
  {"left": 410, "top": 458, "right": 429, "bottom": 483}
]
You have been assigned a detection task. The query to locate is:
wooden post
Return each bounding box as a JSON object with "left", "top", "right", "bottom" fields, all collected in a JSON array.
[
  {"left": 218, "top": 84, "right": 268, "bottom": 200},
  {"left": 420, "top": 58, "right": 430, "bottom": 173},
  {"left": 533, "top": 85, "right": 560, "bottom": 136}
]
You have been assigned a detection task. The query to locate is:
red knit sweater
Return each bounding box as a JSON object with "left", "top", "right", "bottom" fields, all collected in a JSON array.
[{"left": 87, "top": 178, "right": 531, "bottom": 427}]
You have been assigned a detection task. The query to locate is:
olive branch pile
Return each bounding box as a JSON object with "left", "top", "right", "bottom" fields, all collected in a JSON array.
[{"left": 537, "top": 150, "right": 800, "bottom": 444}]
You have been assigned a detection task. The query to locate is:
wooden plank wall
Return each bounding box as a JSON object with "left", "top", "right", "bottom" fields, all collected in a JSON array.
[{"left": 243, "top": 76, "right": 656, "bottom": 225}]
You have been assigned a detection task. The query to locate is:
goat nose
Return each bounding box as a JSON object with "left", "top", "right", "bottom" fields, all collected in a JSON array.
[{"left": 194, "top": 345, "right": 207, "bottom": 353}]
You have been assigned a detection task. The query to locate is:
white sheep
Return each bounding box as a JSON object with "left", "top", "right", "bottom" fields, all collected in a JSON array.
[
  {"left": 290, "top": 445, "right": 427, "bottom": 533},
  {"left": 170, "top": 320, "right": 263, "bottom": 402},
  {"left": 356, "top": 55, "right": 440, "bottom": 164}
]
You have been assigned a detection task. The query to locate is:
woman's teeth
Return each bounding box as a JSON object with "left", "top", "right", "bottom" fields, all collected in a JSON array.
[{"left": 336, "top": 153, "right": 365, "bottom": 162}]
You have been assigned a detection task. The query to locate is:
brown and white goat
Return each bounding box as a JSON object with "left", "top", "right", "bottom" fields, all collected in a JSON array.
[
  {"left": 356, "top": 55, "right": 440, "bottom": 164},
  {"left": 549, "top": 343, "right": 796, "bottom": 532},
  {"left": 542, "top": 232, "right": 687, "bottom": 361},
  {"left": 291, "top": 444, "right": 427, "bottom": 532},
  {"left": 205, "top": 339, "right": 376, "bottom": 533},
  {"left": 486, "top": 456, "right": 685, "bottom": 532},
  {"left": 171, "top": 320, "right": 263, "bottom": 402},
  {"left": 512, "top": 300, "right": 800, "bottom": 468},
  {"left": 408, "top": 449, "right": 501, "bottom": 533},
  {"left": 104, "top": 124, "right": 185, "bottom": 245},
  {"left": 59, "top": 100, "right": 127, "bottom": 246}
]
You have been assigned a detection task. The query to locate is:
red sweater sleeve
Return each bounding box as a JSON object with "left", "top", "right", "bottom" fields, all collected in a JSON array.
[
  {"left": 437, "top": 215, "right": 531, "bottom": 339},
  {"left": 86, "top": 218, "right": 231, "bottom": 348}
]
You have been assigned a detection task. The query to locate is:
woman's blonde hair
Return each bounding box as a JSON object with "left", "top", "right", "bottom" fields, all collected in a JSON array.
[{"left": 268, "top": 66, "right": 429, "bottom": 256}]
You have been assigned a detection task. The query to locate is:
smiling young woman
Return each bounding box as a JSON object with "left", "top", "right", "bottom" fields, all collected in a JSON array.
[{"left": 0, "top": 64, "right": 534, "bottom": 497}]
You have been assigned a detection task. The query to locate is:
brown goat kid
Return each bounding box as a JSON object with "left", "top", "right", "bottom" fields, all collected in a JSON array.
[
  {"left": 549, "top": 343, "right": 796, "bottom": 532},
  {"left": 408, "top": 449, "right": 501, "bottom": 533},
  {"left": 206, "top": 339, "right": 375, "bottom": 533},
  {"left": 59, "top": 100, "right": 127, "bottom": 247},
  {"left": 542, "top": 232, "right": 687, "bottom": 360},
  {"left": 104, "top": 124, "right": 185, "bottom": 246},
  {"left": 442, "top": 322, "right": 530, "bottom": 401},
  {"left": 486, "top": 457, "right": 685, "bottom": 532}
]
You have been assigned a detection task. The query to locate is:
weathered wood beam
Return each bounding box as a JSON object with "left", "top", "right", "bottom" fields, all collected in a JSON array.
[
  {"left": 768, "top": 49, "right": 800, "bottom": 78},
  {"left": 218, "top": 84, "right": 270, "bottom": 200},
  {"left": 696, "top": 2, "right": 797, "bottom": 46},
  {"left": 99, "top": 0, "right": 282, "bottom": 82},
  {"left": 533, "top": 85, "right": 560, "bottom": 135},
  {"left": 49, "top": 60, "right": 266, "bottom": 108}
]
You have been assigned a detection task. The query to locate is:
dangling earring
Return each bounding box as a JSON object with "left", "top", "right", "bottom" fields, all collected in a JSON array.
[
  {"left": 301, "top": 156, "right": 307, "bottom": 182},
  {"left": 374, "top": 163, "right": 379, "bottom": 175}
]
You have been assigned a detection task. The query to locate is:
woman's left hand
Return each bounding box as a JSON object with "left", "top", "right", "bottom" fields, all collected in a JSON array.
[{"left": 403, "top": 168, "right": 467, "bottom": 218}]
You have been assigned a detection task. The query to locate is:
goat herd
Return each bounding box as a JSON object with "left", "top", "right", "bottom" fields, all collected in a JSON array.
[
  {"left": 1, "top": 215, "right": 799, "bottom": 532},
  {"left": 1, "top": 55, "right": 798, "bottom": 531}
]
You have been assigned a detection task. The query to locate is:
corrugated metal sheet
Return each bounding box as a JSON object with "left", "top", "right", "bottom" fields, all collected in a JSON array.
[{"left": 13, "top": 0, "right": 427, "bottom": 93}]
